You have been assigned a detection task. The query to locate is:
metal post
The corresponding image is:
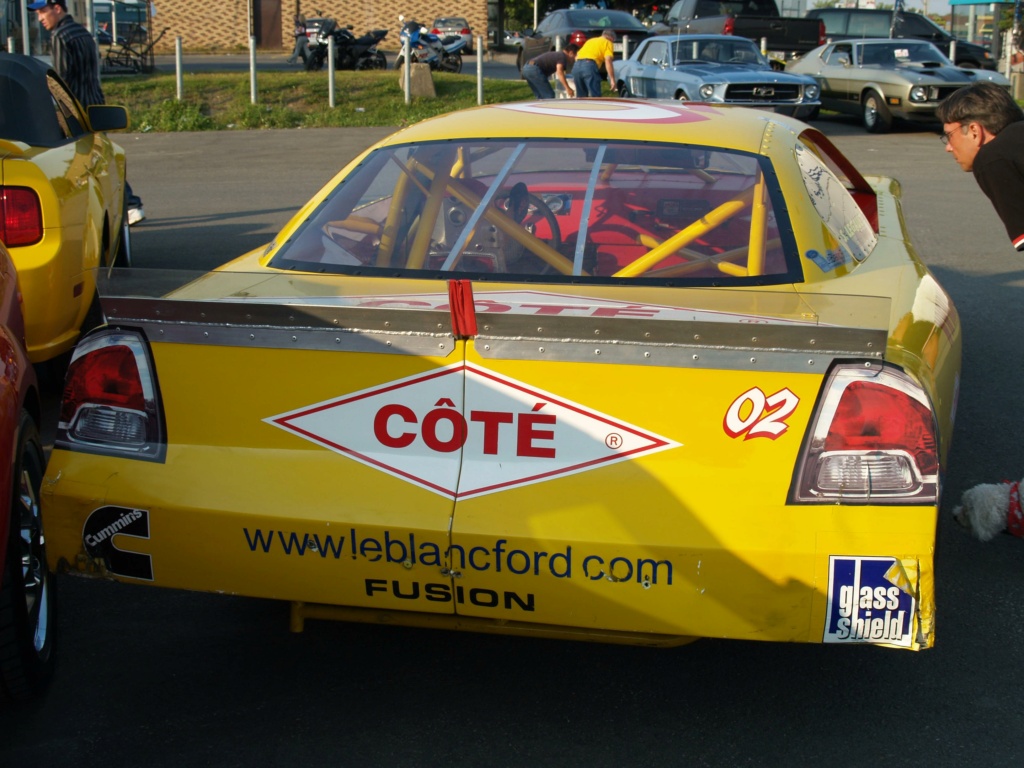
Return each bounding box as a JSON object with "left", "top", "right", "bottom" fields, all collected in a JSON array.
[
  {"left": 477, "top": 36, "right": 483, "bottom": 105},
  {"left": 175, "top": 36, "right": 184, "bottom": 101},
  {"left": 328, "top": 35, "right": 336, "bottom": 108},
  {"left": 1005, "top": 30, "right": 1013, "bottom": 78},
  {"left": 21, "top": 0, "right": 30, "bottom": 55},
  {"left": 249, "top": 37, "right": 257, "bottom": 104},
  {"left": 404, "top": 37, "right": 411, "bottom": 105},
  {"left": 7, "top": 36, "right": 14, "bottom": 53},
  {"left": 949, "top": 39, "right": 957, "bottom": 65},
  {"left": 622, "top": 35, "right": 629, "bottom": 61}
]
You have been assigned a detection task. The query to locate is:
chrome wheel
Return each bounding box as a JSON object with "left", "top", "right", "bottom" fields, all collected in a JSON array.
[
  {"left": 16, "top": 437, "right": 48, "bottom": 655},
  {"left": 0, "top": 414, "right": 55, "bottom": 701}
]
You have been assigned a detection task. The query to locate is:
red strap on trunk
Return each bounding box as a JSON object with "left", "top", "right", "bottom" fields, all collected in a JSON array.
[{"left": 447, "top": 279, "right": 478, "bottom": 338}]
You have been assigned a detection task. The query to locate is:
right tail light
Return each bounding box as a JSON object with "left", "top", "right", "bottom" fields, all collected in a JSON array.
[{"left": 790, "top": 362, "right": 938, "bottom": 505}]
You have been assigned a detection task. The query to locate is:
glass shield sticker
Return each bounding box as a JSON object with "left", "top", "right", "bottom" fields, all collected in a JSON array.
[{"left": 824, "top": 556, "right": 915, "bottom": 647}]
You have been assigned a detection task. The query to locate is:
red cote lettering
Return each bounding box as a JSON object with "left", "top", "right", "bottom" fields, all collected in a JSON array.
[
  {"left": 517, "top": 411, "right": 556, "bottom": 458},
  {"left": 519, "top": 303, "right": 587, "bottom": 316},
  {"left": 374, "top": 404, "right": 417, "bottom": 448},
  {"left": 373, "top": 404, "right": 557, "bottom": 458},
  {"left": 421, "top": 407, "right": 466, "bottom": 453},
  {"left": 591, "top": 305, "right": 659, "bottom": 318},
  {"left": 470, "top": 410, "right": 514, "bottom": 454}
]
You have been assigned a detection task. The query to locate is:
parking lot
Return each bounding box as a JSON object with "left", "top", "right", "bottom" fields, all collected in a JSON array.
[{"left": 4, "top": 114, "right": 1024, "bottom": 765}]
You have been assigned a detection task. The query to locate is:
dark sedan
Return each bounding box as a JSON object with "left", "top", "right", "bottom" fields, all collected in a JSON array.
[{"left": 517, "top": 9, "right": 652, "bottom": 70}]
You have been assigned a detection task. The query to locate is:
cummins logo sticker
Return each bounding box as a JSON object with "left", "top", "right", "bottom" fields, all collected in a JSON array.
[
  {"left": 267, "top": 363, "right": 679, "bottom": 498},
  {"left": 83, "top": 506, "right": 153, "bottom": 580}
]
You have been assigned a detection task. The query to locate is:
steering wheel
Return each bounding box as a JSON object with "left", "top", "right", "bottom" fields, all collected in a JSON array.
[{"left": 497, "top": 183, "right": 563, "bottom": 250}]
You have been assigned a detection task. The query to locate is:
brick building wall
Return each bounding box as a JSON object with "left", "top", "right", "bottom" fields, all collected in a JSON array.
[{"left": 149, "top": 0, "right": 488, "bottom": 53}]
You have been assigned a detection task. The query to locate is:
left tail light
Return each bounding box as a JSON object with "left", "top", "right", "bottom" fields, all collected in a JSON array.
[
  {"left": 790, "top": 362, "right": 939, "bottom": 505},
  {"left": 817, "top": 20, "right": 826, "bottom": 46},
  {"left": 1, "top": 186, "right": 43, "bottom": 247},
  {"left": 56, "top": 327, "right": 166, "bottom": 462}
]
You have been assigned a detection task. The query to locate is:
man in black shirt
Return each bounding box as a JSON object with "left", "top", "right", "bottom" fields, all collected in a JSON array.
[
  {"left": 31, "top": 0, "right": 146, "bottom": 224},
  {"left": 937, "top": 82, "right": 1024, "bottom": 252},
  {"left": 522, "top": 44, "right": 578, "bottom": 99}
]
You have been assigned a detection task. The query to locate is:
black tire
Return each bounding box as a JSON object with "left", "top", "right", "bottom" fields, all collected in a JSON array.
[
  {"left": 357, "top": 51, "right": 386, "bottom": 70},
  {"left": 862, "top": 89, "right": 893, "bottom": 133},
  {"left": 113, "top": 189, "right": 132, "bottom": 268},
  {"left": 805, "top": 105, "right": 821, "bottom": 121},
  {"left": 618, "top": 81, "right": 632, "bottom": 98},
  {"left": 441, "top": 53, "right": 462, "bottom": 74},
  {"left": 305, "top": 50, "right": 325, "bottom": 72},
  {"left": 0, "top": 413, "right": 55, "bottom": 702}
]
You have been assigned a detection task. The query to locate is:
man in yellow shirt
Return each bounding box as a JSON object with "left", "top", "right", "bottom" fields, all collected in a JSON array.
[{"left": 573, "top": 29, "right": 616, "bottom": 97}]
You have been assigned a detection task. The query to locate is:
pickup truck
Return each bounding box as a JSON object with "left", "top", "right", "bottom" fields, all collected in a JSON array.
[{"left": 652, "top": 0, "right": 825, "bottom": 64}]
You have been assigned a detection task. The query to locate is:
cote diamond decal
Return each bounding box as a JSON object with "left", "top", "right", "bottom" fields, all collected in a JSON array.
[{"left": 267, "top": 363, "right": 680, "bottom": 499}]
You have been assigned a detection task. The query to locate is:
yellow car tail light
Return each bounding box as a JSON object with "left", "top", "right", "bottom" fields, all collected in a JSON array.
[
  {"left": 790, "top": 362, "right": 938, "bottom": 504},
  {"left": 1, "top": 186, "right": 43, "bottom": 247},
  {"left": 57, "top": 328, "right": 166, "bottom": 462}
]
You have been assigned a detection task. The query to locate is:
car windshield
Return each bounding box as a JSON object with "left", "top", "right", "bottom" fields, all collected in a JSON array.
[
  {"left": 858, "top": 42, "right": 950, "bottom": 66},
  {"left": 672, "top": 38, "right": 764, "bottom": 65},
  {"left": 565, "top": 10, "right": 648, "bottom": 31},
  {"left": 269, "top": 138, "right": 801, "bottom": 286}
]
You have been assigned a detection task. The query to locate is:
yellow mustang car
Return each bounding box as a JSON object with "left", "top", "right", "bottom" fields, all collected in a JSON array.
[
  {"left": 0, "top": 54, "right": 130, "bottom": 364},
  {"left": 43, "top": 100, "right": 960, "bottom": 651}
]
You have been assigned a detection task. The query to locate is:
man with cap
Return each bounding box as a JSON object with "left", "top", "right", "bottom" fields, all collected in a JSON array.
[
  {"left": 572, "top": 29, "right": 617, "bottom": 98},
  {"left": 30, "top": 0, "right": 146, "bottom": 223},
  {"left": 30, "top": 0, "right": 105, "bottom": 107}
]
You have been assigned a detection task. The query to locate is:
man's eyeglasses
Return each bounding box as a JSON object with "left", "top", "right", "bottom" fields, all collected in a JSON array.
[{"left": 940, "top": 125, "right": 968, "bottom": 145}]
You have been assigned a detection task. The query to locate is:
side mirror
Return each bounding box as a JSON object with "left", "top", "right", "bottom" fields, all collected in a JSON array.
[{"left": 87, "top": 105, "right": 129, "bottom": 132}]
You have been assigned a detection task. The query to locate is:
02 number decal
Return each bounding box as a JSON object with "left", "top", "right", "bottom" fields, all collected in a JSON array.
[{"left": 724, "top": 387, "right": 799, "bottom": 440}]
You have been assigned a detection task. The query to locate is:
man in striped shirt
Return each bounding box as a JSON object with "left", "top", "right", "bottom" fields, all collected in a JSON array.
[{"left": 31, "top": 0, "right": 146, "bottom": 224}]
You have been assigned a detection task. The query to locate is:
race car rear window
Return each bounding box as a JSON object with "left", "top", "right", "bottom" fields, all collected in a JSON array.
[{"left": 270, "top": 139, "right": 802, "bottom": 287}]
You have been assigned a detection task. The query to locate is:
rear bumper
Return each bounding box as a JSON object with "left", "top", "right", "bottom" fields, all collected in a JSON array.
[{"left": 42, "top": 446, "right": 938, "bottom": 650}]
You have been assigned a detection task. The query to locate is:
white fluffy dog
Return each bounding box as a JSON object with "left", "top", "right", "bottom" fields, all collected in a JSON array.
[{"left": 952, "top": 480, "right": 1024, "bottom": 541}]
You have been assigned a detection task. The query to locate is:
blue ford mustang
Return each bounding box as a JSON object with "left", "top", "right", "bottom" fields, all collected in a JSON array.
[{"left": 615, "top": 34, "right": 821, "bottom": 119}]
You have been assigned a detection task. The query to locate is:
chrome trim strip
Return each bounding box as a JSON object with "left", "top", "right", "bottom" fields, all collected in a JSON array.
[
  {"left": 101, "top": 298, "right": 457, "bottom": 357},
  {"left": 474, "top": 313, "right": 886, "bottom": 372},
  {"left": 99, "top": 298, "right": 886, "bottom": 370}
]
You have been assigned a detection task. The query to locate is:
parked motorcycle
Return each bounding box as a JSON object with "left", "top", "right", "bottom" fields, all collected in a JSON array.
[
  {"left": 394, "top": 16, "right": 464, "bottom": 74},
  {"left": 305, "top": 19, "right": 388, "bottom": 71}
]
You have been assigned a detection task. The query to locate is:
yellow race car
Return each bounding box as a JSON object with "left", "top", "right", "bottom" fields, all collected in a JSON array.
[
  {"left": 43, "top": 100, "right": 960, "bottom": 651},
  {"left": 0, "top": 54, "right": 130, "bottom": 364}
]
